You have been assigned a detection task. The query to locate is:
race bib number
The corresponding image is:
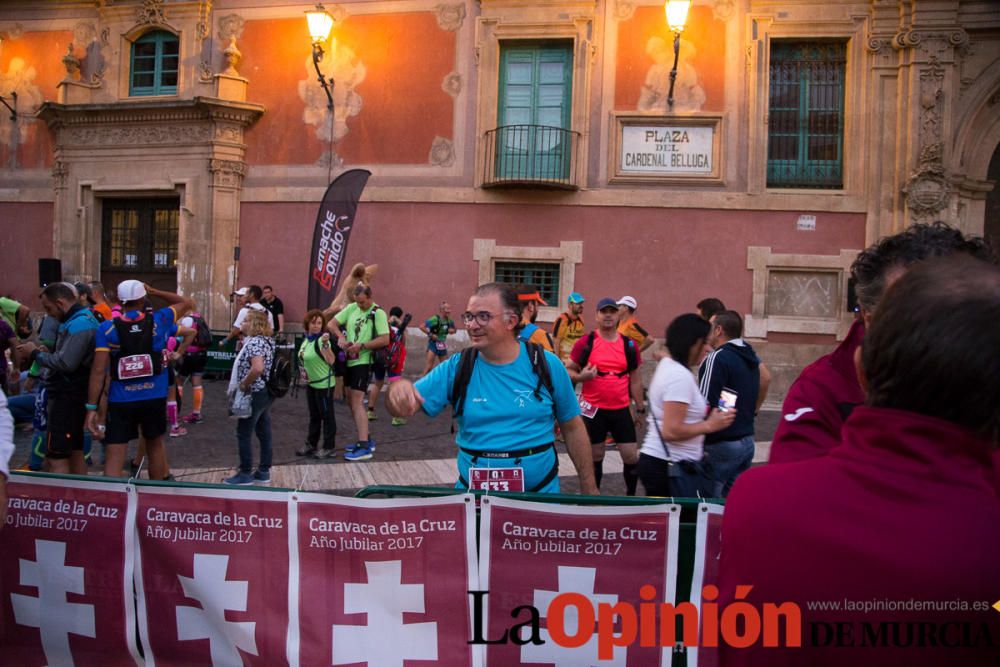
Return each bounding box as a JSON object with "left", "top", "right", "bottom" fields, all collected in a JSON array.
[
  {"left": 579, "top": 397, "right": 598, "bottom": 419},
  {"left": 435, "top": 340, "right": 447, "bottom": 352},
  {"left": 470, "top": 467, "right": 525, "bottom": 492},
  {"left": 117, "top": 354, "right": 154, "bottom": 379}
]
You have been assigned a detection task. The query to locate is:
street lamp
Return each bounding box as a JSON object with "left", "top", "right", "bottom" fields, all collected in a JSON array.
[
  {"left": 664, "top": 0, "right": 690, "bottom": 111},
  {"left": 306, "top": 3, "right": 335, "bottom": 110}
]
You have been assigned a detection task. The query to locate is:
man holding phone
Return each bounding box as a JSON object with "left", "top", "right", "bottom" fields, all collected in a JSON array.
[{"left": 697, "top": 310, "right": 763, "bottom": 497}]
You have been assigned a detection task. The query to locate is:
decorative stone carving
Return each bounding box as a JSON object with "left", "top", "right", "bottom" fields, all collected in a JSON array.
[
  {"left": 199, "top": 61, "right": 213, "bottom": 83},
  {"left": 197, "top": 0, "right": 212, "bottom": 41},
  {"left": 613, "top": 1, "right": 636, "bottom": 22},
  {"left": 217, "top": 13, "right": 245, "bottom": 41},
  {"left": 765, "top": 271, "right": 840, "bottom": 319},
  {"left": 101, "top": 27, "right": 110, "bottom": 46},
  {"left": 216, "top": 125, "right": 242, "bottom": 142},
  {"left": 866, "top": 36, "right": 888, "bottom": 55},
  {"left": 52, "top": 160, "right": 69, "bottom": 191},
  {"left": 435, "top": 4, "right": 465, "bottom": 32},
  {"left": 903, "top": 143, "right": 951, "bottom": 217},
  {"left": 918, "top": 62, "right": 944, "bottom": 152},
  {"left": 73, "top": 22, "right": 97, "bottom": 48},
  {"left": 429, "top": 136, "right": 455, "bottom": 167},
  {"left": 711, "top": 0, "right": 735, "bottom": 22},
  {"left": 209, "top": 159, "right": 246, "bottom": 189},
  {"left": 67, "top": 125, "right": 214, "bottom": 146},
  {"left": 135, "top": 0, "right": 167, "bottom": 26},
  {"left": 894, "top": 28, "right": 970, "bottom": 59},
  {"left": 222, "top": 37, "right": 242, "bottom": 76},
  {"left": 441, "top": 71, "right": 462, "bottom": 98},
  {"left": 62, "top": 44, "right": 82, "bottom": 81}
]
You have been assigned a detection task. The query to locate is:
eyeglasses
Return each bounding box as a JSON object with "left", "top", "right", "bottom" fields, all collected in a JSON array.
[{"left": 461, "top": 310, "right": 508, "bottom": 326}]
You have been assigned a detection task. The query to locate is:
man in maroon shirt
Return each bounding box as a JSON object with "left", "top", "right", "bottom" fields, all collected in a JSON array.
[
  {"left": 770, "top": 221, "right": 996, "bottom": 463},
  {"left": 718, "top": 256, "right": 1000, "bottom": 665}
]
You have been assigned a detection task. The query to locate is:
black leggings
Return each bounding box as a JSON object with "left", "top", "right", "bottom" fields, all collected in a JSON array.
[{"left": 306, "top": 385, "right": 337, "bottom": 450}]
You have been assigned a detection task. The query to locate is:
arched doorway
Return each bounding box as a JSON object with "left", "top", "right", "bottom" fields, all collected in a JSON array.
[{"left": 985, "top": 143, "right": 1000, "bottom": 252}]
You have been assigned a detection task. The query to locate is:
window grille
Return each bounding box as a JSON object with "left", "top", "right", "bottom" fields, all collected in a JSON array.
[
  {"left": 494, "top": 261, "right": 561, "bottom": 306},
  {"left": 767, "top": 41, "right": 846, "bottom": 189}
]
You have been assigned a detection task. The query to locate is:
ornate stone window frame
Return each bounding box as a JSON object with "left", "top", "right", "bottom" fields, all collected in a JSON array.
[
  {"left": 746, "top": 14, "right": 869, "bottom": 198},
  {"left": 473, "top": 238, "right": 583, "bottom": 323},
  {"left": 474, "top": 0, "right": 596, "bottom": 189},
  {"left": 744, "top": 246, "right": 858, "bottom": 341}
]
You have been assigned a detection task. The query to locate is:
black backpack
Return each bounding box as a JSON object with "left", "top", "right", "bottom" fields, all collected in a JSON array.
[
  {"left": 450, "top": 342, "right": 554, "bottom": 418},
  {"left": 191, "top": 313, "right": 213, "bottom": 348},
  {"left": 575, "top": 331, "right": 639, "bottom": 376},
  {"left": 110, "top": 315, "right": 161, "bottom": 382},
  {"left": 266, "top": 340, "right": 293, "bottom": 398}
]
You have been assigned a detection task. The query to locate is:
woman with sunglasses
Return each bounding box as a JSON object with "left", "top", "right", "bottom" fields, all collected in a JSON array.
[{"left": 387, "top": 283, "right": 598, "bottom": 495}]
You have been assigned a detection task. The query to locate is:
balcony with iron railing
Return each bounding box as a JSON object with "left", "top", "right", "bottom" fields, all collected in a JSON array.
[{"left": 481, "top": 124, "right": 581, "bottom": 190}]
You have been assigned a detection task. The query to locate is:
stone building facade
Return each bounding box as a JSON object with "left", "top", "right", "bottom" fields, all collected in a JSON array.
[{"left": 1, "top": 0, "right": 998, "bottom": 390}]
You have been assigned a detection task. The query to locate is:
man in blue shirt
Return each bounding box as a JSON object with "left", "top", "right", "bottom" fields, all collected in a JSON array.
[
  {"left": 387, "top": 283, "right": 597, "bottom": 494},
  {"left": 86, "top": 280, "right": 194, "bottom": 480}
]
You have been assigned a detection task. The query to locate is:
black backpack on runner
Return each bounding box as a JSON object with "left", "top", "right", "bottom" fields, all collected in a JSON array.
[
  {"left": 266, "top": 339, "right": 293, "bottom": 398},
  {"left": 449, "top": 341, "right": 555, "bottom": 418},
  {"left": 110, "top": 315, "right": 162, "bottom": 382},
  {"left": 575, "top": 331, "right": 640, "bottom": 376},
  {"left": 191, "top": 313, "right": 213, "bottom": 348}
]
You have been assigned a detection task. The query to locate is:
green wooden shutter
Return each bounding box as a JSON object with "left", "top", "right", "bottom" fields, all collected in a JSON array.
[{"left": 496, "top": 43, "right": 573, "bottom": 180}]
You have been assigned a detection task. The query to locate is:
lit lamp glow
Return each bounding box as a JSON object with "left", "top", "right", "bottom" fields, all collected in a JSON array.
[
  {"left": 305, "top": 4, "right": 335, "bottom": 110},
  {"left": 306, "top": 5, "right": 334, "bottom": 44},
  {"left": 664, "top": 0, "right": 691, "bottom": 110}
]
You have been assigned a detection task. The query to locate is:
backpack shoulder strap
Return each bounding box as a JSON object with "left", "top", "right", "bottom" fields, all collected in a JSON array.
[
  {"left": 450, "top": 348, "right": 479, "bottom": 418},
  {"left": 623, "top": 336, "right": 639, "bottom": 372},
  {"left": 577, "top": 330, "right": 596, "bottom": 367},
  {"left": 525, "top": 342, "right": 555, "bottom": 411}
]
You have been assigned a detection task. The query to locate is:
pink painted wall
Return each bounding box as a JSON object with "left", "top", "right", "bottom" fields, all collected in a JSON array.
[
  {"left": 0, "top": 202, "right": 54, "bottom": 303},
  {"left": 239, "top": 202, "right": 866, "bottom": 335}
]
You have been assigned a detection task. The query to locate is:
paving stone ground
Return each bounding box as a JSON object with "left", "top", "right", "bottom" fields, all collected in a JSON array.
[{"left": 10, "top": 376, "right": 781, "bottom": 498}]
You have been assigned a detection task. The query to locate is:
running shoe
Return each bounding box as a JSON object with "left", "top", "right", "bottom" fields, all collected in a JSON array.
[
  {"left": 223, "top": 471, "right": 254, "bottom": 485},
  {"left": 391, "top": 417, "right": 407, "bottom": 426},
  {"left": 344, "top": 444, "right": 373, "bottom": 462},
  {"left": 169, "top": 425, "right": 188, "bottom": 437},
  {"left": 182, "top": 412, "right": 203, "bottom": 424},
  {"left": 253, "top": 469, "right": 271, "bottom": 485},
  {"left": 367, "top": 409, "right": 377, "bottom": 421}
]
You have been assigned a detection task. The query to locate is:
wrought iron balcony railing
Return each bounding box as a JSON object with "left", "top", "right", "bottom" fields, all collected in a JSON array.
[{"left": 482, "top": 124, "right": 581, "bottom": 190}]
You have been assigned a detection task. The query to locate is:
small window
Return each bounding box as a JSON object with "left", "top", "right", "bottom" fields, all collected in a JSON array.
[
  {"left": 767, "top": 41, "right": 846, "bottom": 189},
  {"left": 494, "top": 261, "right": 561, "bottom": 305},
  {"left": 130, "top": 30, "right": 179, "bottom": 96}
]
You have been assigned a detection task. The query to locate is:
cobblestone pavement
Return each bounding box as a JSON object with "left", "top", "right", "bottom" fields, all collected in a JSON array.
[{"left": 10, "top": 377, "right": 781, "bottom": 497}]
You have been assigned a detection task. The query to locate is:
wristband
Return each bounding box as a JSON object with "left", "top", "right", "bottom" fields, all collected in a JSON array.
[{"left": 85, "top": 403, "right": 98, "bottom": 411}]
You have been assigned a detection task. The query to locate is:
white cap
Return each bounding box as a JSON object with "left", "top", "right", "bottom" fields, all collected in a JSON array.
[
  {"left": 233, "top": 287, "right": 249, "bottom": 296},
  {"left": 617, "top": 295, "right": 637, "bottom": 309},
  {"left": 117, "top": 279, "right": 147, "bottom": 302}
]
